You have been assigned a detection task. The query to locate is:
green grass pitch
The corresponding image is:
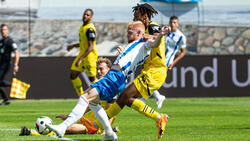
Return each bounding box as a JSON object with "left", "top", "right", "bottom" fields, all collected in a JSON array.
[{"left": 0, "top": 97, "right": 250, "bottom": 141}]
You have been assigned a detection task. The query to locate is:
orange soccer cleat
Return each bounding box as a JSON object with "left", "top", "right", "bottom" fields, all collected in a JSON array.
[
  {"left": 156, "top": 114, "right": 168, "bottom": 139},
  {"left": 80, "top": 116, "right": 98, "bottom": 134}
]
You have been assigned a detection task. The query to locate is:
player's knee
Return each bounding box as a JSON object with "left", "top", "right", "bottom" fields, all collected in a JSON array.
[
  {"left": 127, "top": 97, "right": 135, "bottom": 106},
  {"left": 70, "top": 72, "right": 78, "bottom": 80}
]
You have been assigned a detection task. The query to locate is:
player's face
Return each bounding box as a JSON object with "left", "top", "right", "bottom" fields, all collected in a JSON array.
[
  {"left": 82, "top": 10, "right": 92, "bottom": 24},
  {"left": 97, "top": 62, "right": 110, "bottom": 79},
  {"left": 127, "top": 25, "right": 137, "bottom": 43},
  {"left": 1, "top": 26, "right": 8, "bottom": 38},
  {"left": 169, "top": 19, "right": 179, "bottom": 32},
  {"left": 133, "top": 10, "right": 143, "bottom": 21},
  {"left": 133, "top": 11, "right": 148, "bottom": 27}
]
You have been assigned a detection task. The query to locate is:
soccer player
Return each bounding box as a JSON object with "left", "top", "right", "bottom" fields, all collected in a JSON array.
[
  {"left": 46, "top": 21, "right": 169, "bottom": 140},
  {"left": 103, "top": 6, "right": 187, "bottom": 140},
  {"left": 67, "top": 8, "right": 98, "bottom": 96},
  {"left": 166, "top": 16, "right": 186, "bottom": 70},
  {"left": 19, "top": 58, "right": 119, "bottom": 136},
  {"left": 0, "top": 24, "right": 20, "bottom": 105},
  {"left": 133, "top": 3, "right": 166, "bottom": 109}
]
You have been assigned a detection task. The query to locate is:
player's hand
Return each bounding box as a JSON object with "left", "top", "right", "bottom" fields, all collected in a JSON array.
[
  {"left": 116, "top": 46, "right": 123, "bottom": 54},
  {"left": 13, "top": 65, "right": 19, "bottom": 75},
  {"left": 160, "top": 26, "right": 171, "bottom": 35},
  {"left": 67, "top": 45, "right": 74, "bottom": 51},
  {"left": 56, "top": 115, "right": 68, "bottom": 120},
  {"left": 168, "top": 63, "right": 174, "bottom": 70},
  {"left": 75, "top": 59, "right": 82, "bottom": 67}
]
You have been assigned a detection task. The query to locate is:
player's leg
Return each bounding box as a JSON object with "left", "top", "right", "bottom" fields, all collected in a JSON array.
[
  {"left": 0, "top": 68, "right": 10, "bottom": 104},
  {"left": 70, "top": 70, "right": 83, "bottom": 96},
  {"left": 89, "top": 103, "right": 117, "bottom": 139},
  {"left": 86, "top": 61, "right": 98, "bottom": 83},
  {"left": 46, "top": 87, "right": 95, "bottom": 137},
  {"left": 151, "top": 90, "right": 166, "bottom": 109},
  {"left": 65, "top": 124, "right": 87, "bottom": 134}
]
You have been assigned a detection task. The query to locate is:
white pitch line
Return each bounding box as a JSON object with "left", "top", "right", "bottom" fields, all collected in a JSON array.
[
  {"left": 0, "top": 128, "right": 78, "bottom": 141},
  {"left": 0, "top": 129, "right": 20, "bottom": 131},
  {"left": 49, "top": 135, "right": 79, "bottom": 141}
]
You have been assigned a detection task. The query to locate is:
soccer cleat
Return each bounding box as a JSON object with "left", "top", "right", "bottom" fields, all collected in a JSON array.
[
  {"left": 80, "top": 116, "right": 98, "bottom": 134},
  {"left": 156, "top": 95, "right": 166, "bottom": 109},
  {"left": 19, "top": 126, "right": 31, "bottom": 136},
  {"left": 45, "top": 124, "right": 65, "bottom": 138},
  {"left": 156, "top": 114, "right": 168, "bottom": 139},
  {"left": 102, "top": 132, "right": 117, "bottom": 141}
]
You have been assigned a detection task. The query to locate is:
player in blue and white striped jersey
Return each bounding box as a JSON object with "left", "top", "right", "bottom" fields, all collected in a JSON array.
[
  {"left": 46, "top": 21, "right": 166, "bottom": 141},
  {"left": 165, "top": 16, "right": 186, "bottom": 70}
]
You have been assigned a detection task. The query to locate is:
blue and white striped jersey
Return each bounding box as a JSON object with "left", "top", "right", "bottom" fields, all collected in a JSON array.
[
  {"left": 114, "top": 38, "right": 151, "bottom": 78},
  {"left": 165, "top": 29, "right": 186, "bottom": 67}
]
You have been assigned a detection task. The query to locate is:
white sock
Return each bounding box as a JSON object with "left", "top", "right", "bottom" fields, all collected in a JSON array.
[
  {"left": 89, "top": 103, "right": 113, "bottom": 135},
  {"left": 140, "top": 97, "right": 146, "bottom": 103},
  {"left": 61, "top": 95, "right": 89, "bottom": 129},
  {"left": 152, "top": 90, "right": 161, "bottom": 101}
]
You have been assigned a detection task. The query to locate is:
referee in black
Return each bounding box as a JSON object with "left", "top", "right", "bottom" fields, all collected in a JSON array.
[{"left": 0, "top": 24, "right": 20, "bottom": 105}]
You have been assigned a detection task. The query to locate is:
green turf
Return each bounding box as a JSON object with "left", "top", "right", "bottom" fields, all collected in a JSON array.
[{"left": 0, "top": 97, "right": 250, "bottom": 141}]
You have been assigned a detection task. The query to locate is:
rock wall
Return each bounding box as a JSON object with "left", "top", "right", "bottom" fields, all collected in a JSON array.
[{"left": 1, "top": 19, "right": 249, "bottom": 56}]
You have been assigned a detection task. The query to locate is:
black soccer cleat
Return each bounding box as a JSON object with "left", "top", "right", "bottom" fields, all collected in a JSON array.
[{"left": 19, "top": 126, "right": 31, "bottom": 136}]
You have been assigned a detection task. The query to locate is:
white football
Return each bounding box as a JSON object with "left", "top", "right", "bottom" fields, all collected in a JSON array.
[{"left": 35, "top": 116, "right": 53, "bottom": 135}]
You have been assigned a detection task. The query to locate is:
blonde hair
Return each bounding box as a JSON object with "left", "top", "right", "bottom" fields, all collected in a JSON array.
[
  {"left": 128, "top": 21, "right": 145, "bottom": 35},
  {"left": 97, "top": 57, "right": 112, "bottom": 69}
]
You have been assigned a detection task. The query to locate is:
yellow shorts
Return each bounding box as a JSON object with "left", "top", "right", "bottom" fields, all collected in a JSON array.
[
  {"left": 133, "top": 65, "right": 168, "bottom": 99},
  {"left": 71, "top": 55, "right": 97, "bottom": 77}
]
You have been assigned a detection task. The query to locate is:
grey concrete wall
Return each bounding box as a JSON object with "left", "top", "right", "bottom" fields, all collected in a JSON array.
[{"left": 1, "top": 19, "right": 250, "bottom": 56}]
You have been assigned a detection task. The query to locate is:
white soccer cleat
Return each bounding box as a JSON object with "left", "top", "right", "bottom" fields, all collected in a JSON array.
[
  {"left": 156, "top": 95, "right": 166, "bottom": 109},
  {"left": 45, "top": 124, "right": 65, "bottom": 138},
  {"left": 102, "top": 132, "right": 117, "bottom": 141}
]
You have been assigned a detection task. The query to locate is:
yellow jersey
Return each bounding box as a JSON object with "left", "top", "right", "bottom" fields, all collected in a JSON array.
[{"left": 78, "top": 22, "right": 98, "bottom": 63}]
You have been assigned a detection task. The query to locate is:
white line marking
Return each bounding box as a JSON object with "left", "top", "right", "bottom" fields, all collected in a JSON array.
[
  {"left": 0, "top": 129, "right": 20, "bottom": 131},
  {"left": 49, "top": 135, "right": 78, "bottom": 141}
]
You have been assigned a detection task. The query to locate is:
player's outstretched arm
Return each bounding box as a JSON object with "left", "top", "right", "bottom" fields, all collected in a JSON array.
[
  {"left": 67, "top": 43, "right": 79, "bottom": 51},
  {"left": 148, "top": 26, "right": 171, "bottom": 48}
]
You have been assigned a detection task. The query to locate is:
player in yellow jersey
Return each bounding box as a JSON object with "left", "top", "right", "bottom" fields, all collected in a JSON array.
[
  {"left": 99, "top": 3, "right": 169, "bottom": 139},
  {"left": 67, "top": 8, "right": 98, "bottom": 96}
]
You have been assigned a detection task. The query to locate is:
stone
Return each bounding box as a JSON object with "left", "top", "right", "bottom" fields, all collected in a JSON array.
[
  {"left": 198, "top": 47, "right": 215, "bottom": 55},
  {"left": 226, "top": 27, "right": 240, "bottom": 36},
  {"left": 235, "top": 37, "right": 244, "bottom": 46},
  {"left": 222, "top": 37, "right": 234, "bottom": 46},
  {"left": 214, "top": 28, "right": 226, "bottom": 40},
  {"left": 227, "top": 45, "right": 235, "bottom": 54},
  {"left": 204, "top": 37, "right": 214, "bottom": 46},
  {"left": 198, "top": 32, "right": 208, "bottom": 40},
  {"left": 213, "top": 41, "right": 220, "bottom": 48},
  {"left": 246, "top": 42, "right": 250, "bottom": 53},
  {"left": 242, "top": 29, "right": 250, "bottom": 39}
]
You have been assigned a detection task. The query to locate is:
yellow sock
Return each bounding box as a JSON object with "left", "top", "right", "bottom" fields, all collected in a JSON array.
[
  {"left": 131, "top": 98, "right": 160, "bottom": 120},
  {"left": 30, "top": 129, "right": 41, "bottom": 136},
  {"left": 72, "top": 77, "right": 84, "bottom": 96},
  {"left": 100, "top": 101, "right": 108, "bottom": 110},
  {"left": 106, "top": 102, "right": 122, "bottom": 118}
]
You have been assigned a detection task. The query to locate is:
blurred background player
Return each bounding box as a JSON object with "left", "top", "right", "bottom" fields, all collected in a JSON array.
[
  {"left": 0, "top": 24, "right": 19, "bottom": 105},
  {"left": 166, "top": 16, "right": 186, "bottom": 70},
  {"left": 67, "top": 8, "right": 98, "bottom": 96},
  {"left": 133, "top": 3, "right": 166, "bottom": 109}
]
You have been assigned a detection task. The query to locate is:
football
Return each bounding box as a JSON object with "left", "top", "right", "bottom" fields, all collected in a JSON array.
[{"left": 35, "top": 116, "right": 53, "bottom": 135}]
